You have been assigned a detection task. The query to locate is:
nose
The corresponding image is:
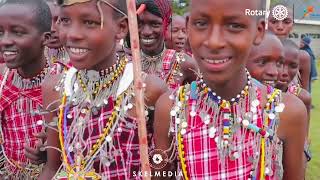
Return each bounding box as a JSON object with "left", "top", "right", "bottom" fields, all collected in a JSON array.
[
  {"left": 280, "top": 65, "right": 289, "bottom": 79},
  {"left": 177, "top": 30, "right": 186, "bottom": 39},
  {"left": 204, "top": 25, "right": 226, "bottom": 51},
  {"left": 65, "top": 22, "right": 85, "bottom": 42},
  {"left": 265, "top": 63, "right": 278, "bottom": 79},
  {"left": 276, "top": 21, "right": 284, "bottom": 30},
  {"left": 0, "top": 32, "right": 14, "bottom": 47},
  {"left": 140, "top": 24, "right": 153, "bottom": 37}
]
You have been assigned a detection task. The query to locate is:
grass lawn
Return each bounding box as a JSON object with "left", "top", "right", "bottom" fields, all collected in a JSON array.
[{"left": 306, "top": 63, "right": 320, "bottom": 180}]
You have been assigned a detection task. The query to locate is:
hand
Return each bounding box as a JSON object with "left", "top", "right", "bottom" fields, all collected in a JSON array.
[{"left": 24, "top": 131, "right": 47, "bottom": 165}]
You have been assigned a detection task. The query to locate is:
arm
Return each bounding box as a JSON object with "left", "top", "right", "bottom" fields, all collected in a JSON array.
[
  {"left": 299, "top": 50, "right": 311, "bottom": 91},
  {"left": 153, "top": 92, "right": 176, "bottom": 180},
  {"left": 298, "top": 89, "right": 311, "bottom": 137},
  {"left": 38, "top": 75, "right": 62, "bottom": 180},
  {"left": 279, "top": 93, "right": 307, "bottom": 180},
  {"left": 144, "top": 74, "right": 169, "bottom": 107}
]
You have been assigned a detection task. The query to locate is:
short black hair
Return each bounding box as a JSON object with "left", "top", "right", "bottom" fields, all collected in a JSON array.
[{"left": 2, "top": 0, "right": 52, "bottom": 33}]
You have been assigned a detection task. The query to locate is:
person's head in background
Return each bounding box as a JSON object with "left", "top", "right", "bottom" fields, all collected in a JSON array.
[
  {"left": 276, "top": 39, "right": 300, "bottom": 91},
  {"left": 45, "top": 0, "right": 62, "bottom": 49},
  {"left": 57, "top": 0, "right": 128, "bottom": 70},
  {"left": 268, "top": 2, "right": 294, "bottom": 39},
  {"left": 0, "top": 0, "right": 51, "bottom": 72},
  {"left": 165, "top": 14, "right": 186, "bottom": 52},
  {"left": 299, "top": 35, "right": 311, "bottom": 49},
  {"left": 136, "top": 0, "right": 172, "bottom": 56},
  {"left": 187, "top": 0, "right": 265, "bottom": 87},
  {"left": 247, "top": 32, "right": 284, "bottom": 87}
]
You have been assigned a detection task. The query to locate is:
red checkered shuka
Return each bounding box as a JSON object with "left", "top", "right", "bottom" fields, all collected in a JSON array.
[
  {"left": 161, "top": 49, "right": 180, "bottom": 89},
  {"left": 0, "top": 63, "right": 63, "bottom": 174},
  {"left": 173, "top": 85, "right": 283, "bottom": 180},
  {"left": 58, "top": 96, "right": 151, "bottom": 180}
]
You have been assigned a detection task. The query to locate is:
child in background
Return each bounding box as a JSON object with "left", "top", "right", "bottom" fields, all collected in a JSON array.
[
  {"left": 268, "top": 2, "right": 311, "bottom": 91},
  {"left": 165, "top": 15, "right": 187, "bottom": 53},
  {"left": 247, "top": 32, "right": 284, "bottom": 87}
]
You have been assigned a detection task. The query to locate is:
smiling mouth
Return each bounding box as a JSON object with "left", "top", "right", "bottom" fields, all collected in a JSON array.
[
  {"left": 141, "top": 38, "right": 156, "bottom": 45},
  {"left": 263, "top": 80, "right": 276, "bottom": 86},
  {"left": 204, "top": 57, "right": 231, "bottom": 64},
  {"left": 2, "top": 50, "right": 18, "bottom": 62},
  {"left": 68, "top": 47, "right": 89, "bottom": 55}
]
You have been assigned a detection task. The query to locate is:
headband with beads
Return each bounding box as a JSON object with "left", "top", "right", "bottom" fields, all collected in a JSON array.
[{"left": 58, "top": 0, "right": 127, "bottom": 28}]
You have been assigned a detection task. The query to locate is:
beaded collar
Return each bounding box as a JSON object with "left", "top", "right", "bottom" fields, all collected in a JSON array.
[
  {"left": 171, "top": 75, "right": 285, "bottom": 180},
  {"left": 11, "top": 62, "right": 49, "bottom": 89}
]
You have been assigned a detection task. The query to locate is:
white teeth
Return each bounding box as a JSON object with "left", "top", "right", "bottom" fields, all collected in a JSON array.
[
  {"left": 3, "top": 51, "right": 17, "bottom": 56},
  {"left": 205, "top": 58, "right": 229, "bottom": 64},
  {"left": 263, "top": 81, "right": 275, "bottom": 86},
  {"left": 69, "top": 48, "right": 88, "bottom": 55},
  {"left": 141, "top": 39, "right": 155, "bottom": 44}
]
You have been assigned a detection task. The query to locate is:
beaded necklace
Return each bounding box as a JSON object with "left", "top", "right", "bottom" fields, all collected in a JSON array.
[
  {"left": 141, "top": 45, "right": 166, "bottom": 75},
  {"left": 11, "top": 62, "right": 49, "bottom": 89},
  {"left": 56, "top": 57, "right": 135, "bottom": 179},
  {"left": 171, "top": 74, "right": 285, "bottom": 179}
]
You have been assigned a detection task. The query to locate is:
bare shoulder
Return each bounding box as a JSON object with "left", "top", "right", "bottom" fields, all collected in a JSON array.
[
  {"left": 144, "top": 74, "right": 169, "bottom": 107},
  {"left": 299, "top": 50, "right": 310, "bottom": 63},
  {"left": 279, "top": 92, "right": 307, "bottom": 139},
  {"left": 298, "top": 88, "right": 311, "bottom": 108}
]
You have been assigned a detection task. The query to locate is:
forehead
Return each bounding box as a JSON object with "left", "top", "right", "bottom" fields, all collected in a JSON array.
[
  {"left": 251, "top": 34, "right": 283, "bottom": 57},
  {"left": 60, "top": 1, "right": 110, "bottom": 18},
  {"left": 138, "top": 11, "right": 162, "bottom": 22},
  {"left": 190, "top": 0, "right": 259, "bottom": 19},
  {"left": 47, "top": 2, "right": 60, "bottom": 16},
  {"left": 0, "top": 4, "right": 37, "bottom": 26}
]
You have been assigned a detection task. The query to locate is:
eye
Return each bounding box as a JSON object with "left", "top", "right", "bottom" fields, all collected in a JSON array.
[
  {"left": 227, "top": 23, "right": 246, "bottom": 32},
  {"left": 60, "top": 17, "right": 71, "bottom": 25},
  {"left": 151, "top": 22, "right": 161, "bottom": 28},
  {"left": 192, "top": 20, "right": 208, "bottom": 30},
  {"left": 276, "top": 60, "right": 284, "bottom": 68},
  {"left": 257, "top": 58, "right": 267, "bottom": 65},
  {"left": 84, "top": 20, "right": 101, "bottom": 27}
]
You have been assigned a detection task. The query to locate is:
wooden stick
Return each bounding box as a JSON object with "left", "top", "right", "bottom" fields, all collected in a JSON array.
[
  {"left": 126, "top": 0, "right": 151, "bottom": 179},
  {"left": 265, "top": 0, "right": 270, "bottom": 30}
]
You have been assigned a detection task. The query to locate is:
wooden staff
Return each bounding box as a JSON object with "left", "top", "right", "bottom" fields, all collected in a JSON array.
[
  {"left": 265, "top": 0, "right": 270, "bottom": 30},
  {"left": 126, "top": 0, "right": 151, "bottom": 179}
]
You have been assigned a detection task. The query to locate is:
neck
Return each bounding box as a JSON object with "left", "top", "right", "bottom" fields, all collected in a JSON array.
[
  {"left": 142, "top": 42, "right": 165, "bottom": 57},
  {"left": 91, "top": 51, "right": 118, "bottom": 71},
  {"left": 17, "top": 52, "right": 46, "bottom": 78},
  {"left": 205, "top": 68, "right": 248, "bottom": 101}
]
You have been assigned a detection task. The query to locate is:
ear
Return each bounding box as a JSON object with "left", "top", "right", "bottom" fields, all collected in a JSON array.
[
  {"left": 115, "top": 16, "right": 129, "bottom": 41},
  {"left": 253, "top": 18, "right": 265, "bottom": 46},
  {"left": 42, "top": 32, "right": 51, "bottom": 46},
  {"left": 185, "top": 15, "right": 189, "bottom": 33}
]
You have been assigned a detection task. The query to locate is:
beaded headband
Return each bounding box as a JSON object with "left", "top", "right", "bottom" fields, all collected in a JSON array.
[{"left": 58, "top": 0, "right": 127, "bottom": 28}]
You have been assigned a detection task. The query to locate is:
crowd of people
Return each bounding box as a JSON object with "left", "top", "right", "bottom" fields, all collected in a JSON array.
[{"left": 0, "top": 0, "right": 317, "bottom": 179}]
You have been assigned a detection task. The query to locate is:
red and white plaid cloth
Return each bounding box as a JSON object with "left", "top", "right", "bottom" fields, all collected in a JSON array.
[
  {"left": 58, "top": 96, "right": 150, "bottom": 179},
  {"left": 0, "top": 63, "right": 63, "bottom": 175},
  {"left": 173, "top": 85, "right": 283, "bottom": 180},
  {"left": 161, "top": 49, "right": 180, "bottom": 89}
]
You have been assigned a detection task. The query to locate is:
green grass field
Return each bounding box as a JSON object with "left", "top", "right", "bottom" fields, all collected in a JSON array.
[{"left": 306, "top": 63, "right": 320, "bottom": 180}]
